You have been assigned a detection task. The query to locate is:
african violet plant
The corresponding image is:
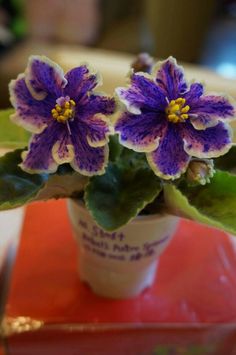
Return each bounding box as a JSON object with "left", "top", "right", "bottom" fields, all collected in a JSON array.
[{"left": 0, "top": 53, "right": 236, "bottom": 233}]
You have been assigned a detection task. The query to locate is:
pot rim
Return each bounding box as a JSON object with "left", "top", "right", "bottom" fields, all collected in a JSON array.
[{"left": 68, "top": 198, "right": 177, "bottom": 225}]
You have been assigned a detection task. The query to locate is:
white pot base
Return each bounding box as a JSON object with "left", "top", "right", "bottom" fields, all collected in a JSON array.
[{"left": 79, "top": 255, "right": 158, "bottom": 299}]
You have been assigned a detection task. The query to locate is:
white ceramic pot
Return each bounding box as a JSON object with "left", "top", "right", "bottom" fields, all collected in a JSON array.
[
  {"left": 67, "top": 199, "right": 179, "bottom": 299},
  {"left": 0, "top": 207, "right": 24, "bottom": 274}
]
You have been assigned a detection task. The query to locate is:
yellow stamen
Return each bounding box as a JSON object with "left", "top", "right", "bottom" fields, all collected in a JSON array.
[
  {"left": 64, "top": 109, "right": 72, "bottom": 117},
  {"left": 176, "top": 97, "right": 186, "bottom": 105},
  {"left": 181, "top": 114, "right": 188, "bottom": 120},
  {"left": 55, "top": 105, "right": 62, "bottom": 112},
  {"left": 171, "top": 104, "right": 180, "bottom": 112},
  {"left": 181, "top": 105, "right": 190, "bottom": 113},
  {"left": 51, "top": 98, "right": 76, "bottom": 123},
  {"left": 69, "top": 99, "right": 76, "bottom": 106},
  {"left": 168, "top": 114, "right": 178, "bottom": 120},
  {"left": 165, "top": 97, "right": 190, "bottom": 123}
]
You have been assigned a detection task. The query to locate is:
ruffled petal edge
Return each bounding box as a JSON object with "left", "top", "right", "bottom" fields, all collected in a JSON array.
[
  {"left": 182, "top": 122, "right": 233, "bottom": 159},
  {"left": 25, "top": 55, "right": 67, "bottom": 100},
  {"left": 70, "top": 144, "right": 109, "bottom": 176}
]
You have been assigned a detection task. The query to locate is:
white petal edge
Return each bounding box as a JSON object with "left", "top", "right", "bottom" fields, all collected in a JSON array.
[
  {"left": 20, "top": 150, "right": 58, "bottom": 174},
  {"left": 86, "top": 114, "right": 114, "bottom": 148},
  {"left": 70, "top": 144, "right": 109, "bottom": 177},
  {"left": 10, "top": 111, "right": 48, "bottom": 134},
  {"left": 52, "top": 142, "right": 75, "bottom": 164},
  {"left": 146, "top": 151, "right": 190, "bottom": 180},
  {"left": 25, "top": 55, "right": 67, "bottom": 100},
  {"left": 183, "top": 123, "right": 233, "bottom": 159}
]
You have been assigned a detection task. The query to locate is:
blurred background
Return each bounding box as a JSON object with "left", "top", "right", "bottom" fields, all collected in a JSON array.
[{"left": 0, "top": 0, "right": 236, "bottom": 107}]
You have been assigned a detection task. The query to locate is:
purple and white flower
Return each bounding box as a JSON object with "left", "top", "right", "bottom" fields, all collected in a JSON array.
[
  {"left": 9, "top": 56, "right": 115, "bottom": 175},
  {"left": 114, "top": 57, "right": 235, "bottom": 179}
]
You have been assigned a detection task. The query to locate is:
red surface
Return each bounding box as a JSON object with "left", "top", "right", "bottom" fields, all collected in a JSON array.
[
  {"left": 5, "top": 200, "right": 236, "bottom": 324},
  {"left": 0, "top": 342, "right": 5, "bottom": 355},
  {"left": 3, "top": 200, "right": 236, "bottom": 354},
  {"left": 7, "top": 326, "right": 236, "bottom": 355}
]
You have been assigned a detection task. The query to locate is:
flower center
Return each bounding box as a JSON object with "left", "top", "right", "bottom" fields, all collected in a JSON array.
[
  {"left": 51, "top": 96, "right": 76, "bottom": 123},
  {"left": 165, "top": 97, "right": 190, "bottom": 123}
]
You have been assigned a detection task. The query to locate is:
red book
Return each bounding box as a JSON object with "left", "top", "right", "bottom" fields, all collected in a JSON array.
[{"left": 1, "top": 200, "right": 236, "bottom": 354}]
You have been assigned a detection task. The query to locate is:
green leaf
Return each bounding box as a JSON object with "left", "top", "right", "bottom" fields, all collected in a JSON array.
[
  {"left": 164, "top": 170, "right": 236, "bottom": 234},
  {"left": 35, "top": 166, "right": 88, "bottom": 201},
  {"left": 85, "top": 163, "right": 162, "bottom": 231},
  {"left": 108, "top": 134, "right": 123, "bottom": 162},
  {"left": 0, "top": 150, "right": 88, "bottom": 210},
  {"left": 0, "top": 109, "right": 30, "bottom": 148},
  {"left": 0, "top": 149, "right": 46, "bottom": 210},
  {"left": 118, "top": 147, "right": 149, "bottom": 170}
]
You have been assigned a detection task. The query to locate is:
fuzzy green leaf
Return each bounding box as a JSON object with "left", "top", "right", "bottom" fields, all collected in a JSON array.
[
  {"left": 0, "top": 149, "right": 46, "bottom": 210},
  {"left": 35, "top": 166, "right": 88, "bottom": 201},
  {"left": 0, "top": 150, "right": 87, "bottom": 210},
  {"left": 85, "top": 163, "right": 162, "bottom": 231},
  {"left": 164, "top": 170, "right": 236, "bottom": 234},
  {"left": 108, "top": 134, "right": 123, "bottom": 162},
  {"left": 0, "top": 109, "right": 30, "bottom": 148}
]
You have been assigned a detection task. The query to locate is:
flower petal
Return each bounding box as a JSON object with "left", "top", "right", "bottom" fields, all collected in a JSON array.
[
  {"left": 114, "top": 112, "right": 167, "bottom": 152},
  {"left": 84, "top": 115, "right": 112, "bottom": 148},
  {"left": 146, "top": 124, "right": 190, "bottom": 180},
  {"left": 153, "top": 57, "right": 188, "bottom": 99},
  {"left": 64, "top": 65, "right": 101, "bottom": 102},
  {"left": 20, "top": 123, "right": 59, "bottom": 173},
  {"left": 190, "top": 94, "right": 235, "bottom": 120},
  {"left": 9, "top": 74, "right": 54, "bottom": 133},
  {"left": 70, "top": 122, "right": 109, "bottom": 176},
  {"left": 25, "top": 55, "right": 67, "bottom": 100},
  {"left": 75, "top": 94, "right": 115, "bottom": 148},
  {"left": 79, "top": 94, "right": 115, "bottom": 118},
  {"left": 190, "top": 114, "right": 218, "bottom": 130},
  {"left": 183, "top": 82, "right": 204, "bottom": 103},
  {"left": 116, "top": 72, "right": 166, "bottom": 114},
  {"left": 52, "top": 132, "right": 75, "bottom": 164},
  {"left": 181, "top": 121, "right": 232, "bottom": 158}
]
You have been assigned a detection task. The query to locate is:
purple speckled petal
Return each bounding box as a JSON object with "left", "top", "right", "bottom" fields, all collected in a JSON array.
[
  {"left": 146, "top": 124, "right": 190, "bottom": 179},
  {"left": 70, "top": 120, "right": 108, "bottom": 175},
  {"left": 190, "top": 114, "right": 218, "bottom": 130},
  {"left": 116, "top": 72, "right": 166, "bottom": 114},
  {"left": 25, "top": 56, "right": 66, "bottom": 100},
  {"left": 9, "top": 74, "right": 54, "bottom": 133},
  {"left": 82, "top": 116, "right": 111, "bottom": 147},
  {"left": 115, "top": 112, "right": 167, "bottom": 152},
  {"left": 180, "top": 121, "right": 232, "bottom": 158},
  {"left": 20, "top": 122, "right": 60, "bottom": 173},
  {"left": 79, "top": 94, "right": 115, "bottom": 119},
  {"left": 52, "top": 127, "right": 74, "bottom": 164},
  {"left": 75, "top": 94, "right": 114, "bottom": 147},
  {"left": 154, "top": 57, "right": 187, "bottom": 100},
  {"left": 190, "top": 95, "right": 235, "bottom": 120},
  {"left": 183, "top": 83, "right": 204, "bottom": 104},
  {"left": 64, "top": 65, "right": 100, "bottom": 102}
]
